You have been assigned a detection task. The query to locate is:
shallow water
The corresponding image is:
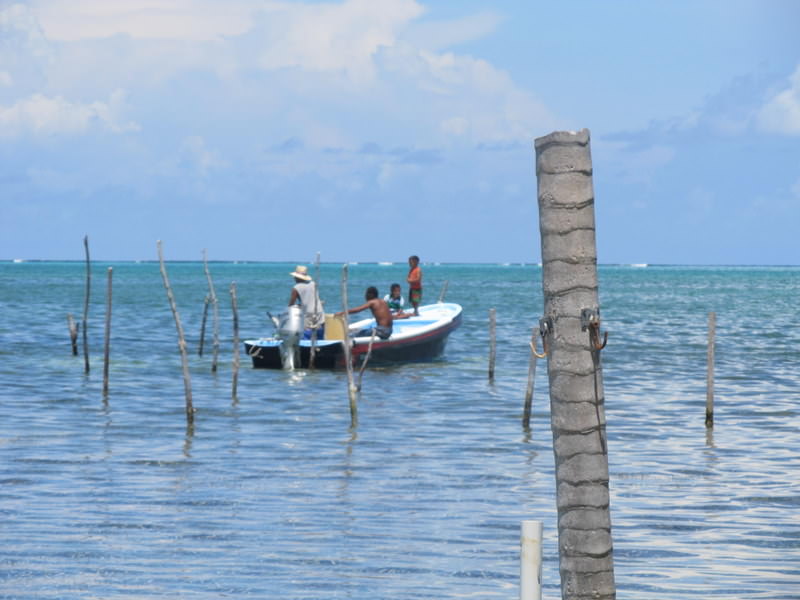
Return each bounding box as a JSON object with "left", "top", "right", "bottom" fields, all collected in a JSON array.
[{"left": 0, "top": 262, "right": 798, "bottom": 598}]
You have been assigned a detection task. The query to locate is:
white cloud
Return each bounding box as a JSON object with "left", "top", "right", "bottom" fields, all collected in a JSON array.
[
  {"left": 0, "top": 71, "right": 11, "bottom": 86},
  {"left": 29, "top": 0, "right": 254, "bottom": 41},
  {"left": 0, "top": 89, "right": 139, "bottom": 138},
  {"left": 757, "top": 64, "right": 800, "bottom": 135},
  {"left": 256, "top": 0, "right": 423, "bottom": 82}
]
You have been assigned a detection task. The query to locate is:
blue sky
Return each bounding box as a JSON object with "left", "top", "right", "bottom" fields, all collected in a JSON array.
[{"left": 1, "top": 0, "right": 798, "bottom": 264}]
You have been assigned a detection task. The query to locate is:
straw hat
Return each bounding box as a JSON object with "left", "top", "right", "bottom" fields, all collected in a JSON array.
[{"left": 290, "top": 265, "right": 312, "bottom": 281}]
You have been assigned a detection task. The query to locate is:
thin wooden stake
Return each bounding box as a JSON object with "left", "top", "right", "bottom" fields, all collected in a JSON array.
[
  {"left": 102, "top": 267, "right": 112, "bottom": 397},
  {"left": 203, "top": 249, "right": 220, "bottom": 373},
  {"left": 522, "top": 326, "right": 538, "bottom": 429},
  {"left": 67, "top": 313, "right": 79, "bottom": 356},
  {"left": 82, "top": 235, "right": 91, "bottom": 374},
  {"left": 488, "top": 307, "right": 497, "bottom": 381},
  {"left": 158, "top": 240, "right": 194, "bottom": 424},
  {"left": 340, "top": 264, "right": 357, "bottom": 428},
  {"left": 438, "top": 279, "right": 449, "bottom": 303},
  {"left": 356, "top": 329, "right": 377, "bottom": 392},
  {"left": 230, "top": 282, "right": 240, "bottom": 401},
  {"left": 198, "top": 294, "right": 210, "bottom": 356},
  {"left": 309, "top": 251, "right": 321, "bottom": 370},
  {"left": 706, "top": 311, "right": 716, "bottom": 428}
]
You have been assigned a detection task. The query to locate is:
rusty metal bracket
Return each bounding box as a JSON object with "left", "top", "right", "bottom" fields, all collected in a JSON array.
[
  {"left": 532, "top": 316, "right": 553, "bottom": 358},
  {"left": 581, "top": 308, "right": 608, "bottom": 351}
]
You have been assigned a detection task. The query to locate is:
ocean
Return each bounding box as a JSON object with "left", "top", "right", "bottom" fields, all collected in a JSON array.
[{"left": 0, "top": 261, "right": 798, "bottom": 599}]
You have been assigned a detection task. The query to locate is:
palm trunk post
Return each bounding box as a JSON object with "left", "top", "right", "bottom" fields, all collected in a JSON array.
[{"left": 535, "top": 129, "right": 616, "bottom": 599}]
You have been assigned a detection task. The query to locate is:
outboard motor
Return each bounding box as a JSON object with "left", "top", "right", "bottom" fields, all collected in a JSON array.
[{"left": 277, "top": 305, "right": 304, "bottom": 370}]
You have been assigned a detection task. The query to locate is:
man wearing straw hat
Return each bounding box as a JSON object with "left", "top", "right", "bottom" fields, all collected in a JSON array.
[{"left": 288, "top": 265, "right": 325, "bottom": 339}]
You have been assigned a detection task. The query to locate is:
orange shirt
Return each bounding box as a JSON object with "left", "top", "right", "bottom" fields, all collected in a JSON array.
[{"left": 407, "top": 266, "right": 422, "bottom": 290}]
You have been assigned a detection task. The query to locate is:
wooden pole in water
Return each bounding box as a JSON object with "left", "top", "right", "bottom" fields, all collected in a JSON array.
[
  {"left": 198, "top": 294, "right": 209, "bottom": 356},
  {"left": 438, "top": 280, "right": 449, "bottom": 303},
  {"left": 82, "top": 235, "right": 91, "bottom": 374},
  {"left": 67, "top": 313, "right": 79, "bottom": 356},
  {"left": 340, "top": 264, "right": 357, "bottom": 427},
  {"left": 230, "top": 282, "right": 240, "bottom": 401},
  {"left": 158, "top": 240, "right": 194, "bottom": 424},
  {"left": 203, "top": 249, "right": 220, "bottom": 373},
  {"left": 706, "top": 311, "right": 716, "bottom": 428},
  {"left": 488, "top": 308, "right": 497, "bottom": 381},
  {"left": 309, "top": 251, "right": 321, "bottom": 370},
  {"left": 520, "top": 520, "right": 543, "bottom": 600},
  {"left": 102, "top": 267, "right": 112, "bottom": 397},
  {"left": 535, "top": 129, "right": 615, "bottom": 599},
  {"left": 356, "top": 329, "right": 377, "bottom": 392},
  {"left": 522, "top": 326, "right": 538, "bottom": 430}
]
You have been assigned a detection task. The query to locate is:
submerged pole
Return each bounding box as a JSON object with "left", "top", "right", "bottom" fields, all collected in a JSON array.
[
  {"left": 522, "top": 326, "right": 538, "bottom": 430},
  {"left": 356, "top": 329, "right": 377, "bottom": 392},
  {"left": 520, "top": 520, "right": 543, "bottom": 600},
  {"left": 158, "top": 240, "right": 194, "bottom": 424},
  {"left": 706, "top": 311, "right": 716, "bottom": 427},
  {"left": 309, "top": 251, "right": 321, "bottom": 370},
  {"left": 198, "top": 294, "right": 209, "bottom": 356},
  {"left": 488, "top": 308, "right": 497, "bottom": 380},
  {"left": 67, "top": 313, "right": 79, "bottom": 356},
  {"left": 203, "top": 249, "right": 220, "bottom": 373},
  {"left": 438, "top": 280, "right": 449, "bottom": 303},
  {"left": 82, "top": 235, "right": 91, "bottom": 374},
  {"left": 102, "top": 267, "right": 112, "bottom": 397},
  {"left": 230, "top": 282, "right": 240, "bottom": 401},
  {"left": 535, "top": 129, "right": 615, "bottom": 599},
  {"left": 340, "top": 264, "right": 357, "bottom": 427}
]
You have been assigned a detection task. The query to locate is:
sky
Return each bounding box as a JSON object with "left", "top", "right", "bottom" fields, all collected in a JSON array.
[{"left": 1, "top": 0, "right": 799, "bottom": 264}]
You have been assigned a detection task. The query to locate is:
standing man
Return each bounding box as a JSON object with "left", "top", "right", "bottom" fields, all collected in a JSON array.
[
  {"left": 289, "top": 265, "right": 325, "bottom": 339},
  {"left": 406, "top": 255, "right": 422, "bottom": 316}
]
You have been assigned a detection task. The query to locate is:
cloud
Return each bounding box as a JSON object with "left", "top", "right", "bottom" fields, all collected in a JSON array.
[
  {"left": 0, "top": 89, "right": 139, "bottom": 138},
  {"left": 756, "top": 64, "right": 800, "bottom": 135},
  {"left": 405, "top": 11, "right": 503, "bottom": 51},
  {"left": 29, "top": 0, "right": 255, "bottom": 41},
  {"left": 0, "top": 71, "right": 11, "bottom": 86},
  {"left": 256, "top": 0, "right": 424, "bottom": 82}
]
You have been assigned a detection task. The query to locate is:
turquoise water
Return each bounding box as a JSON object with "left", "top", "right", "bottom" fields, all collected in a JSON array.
[{"left": 0, "top": 261, "right": 798, "bottom": 599}]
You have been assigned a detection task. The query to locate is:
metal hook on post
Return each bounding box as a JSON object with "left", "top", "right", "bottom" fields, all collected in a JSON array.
[
  {"left": 532, "top": 316, "right": 552, "bottom": 359},
  {"left": 581, "top": 308, "right": 608, "bottom": 351}
]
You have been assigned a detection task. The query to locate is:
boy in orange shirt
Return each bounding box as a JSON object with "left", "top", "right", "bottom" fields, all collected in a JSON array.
[{"left": 406, "top": 255, "right": 422, "bottom": 316}]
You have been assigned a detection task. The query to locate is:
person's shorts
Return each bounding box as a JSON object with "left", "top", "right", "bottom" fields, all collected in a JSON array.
[
  {"left": 302, "top": 324, "right": 325, "bottom": 340},
  {"left": 409, "top": 288, "right": 422, "bottom": 304},
  {"left": 357, "top": 324, "right": 392, "bottom": 340}
]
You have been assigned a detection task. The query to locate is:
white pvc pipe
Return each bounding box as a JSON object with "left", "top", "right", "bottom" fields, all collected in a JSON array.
[{"left": 520, "top": 520, "right": 543, "bottom": 600}]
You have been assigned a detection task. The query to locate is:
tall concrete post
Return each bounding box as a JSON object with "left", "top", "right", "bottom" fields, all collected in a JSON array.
[{"left": 534, "top": 129, "right": 615, "bottom": 600}]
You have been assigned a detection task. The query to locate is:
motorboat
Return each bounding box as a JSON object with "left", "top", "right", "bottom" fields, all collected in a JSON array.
[{"left": 243, "top": 303, "right": 462, "bottom": 369}]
